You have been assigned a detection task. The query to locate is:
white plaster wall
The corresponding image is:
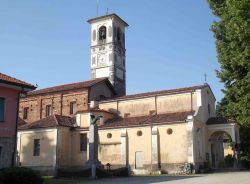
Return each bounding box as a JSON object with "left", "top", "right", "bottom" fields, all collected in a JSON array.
[{"left": 194, "top": 87, "right": 216, "bottom": 123}]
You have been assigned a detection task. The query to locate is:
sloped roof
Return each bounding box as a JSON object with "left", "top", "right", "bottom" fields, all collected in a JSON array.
[
  {"left": 0, "top": 73, "right": 36, "bottom": 89},
  {"left": 27, "top": 77, "right": 113, "bottom": 96},
  {"left": 87, "top": 13, "right": 129, "bottom": 27},
  {"left": 18, "top": 115, "right": 76, "bottom": 130},
  {"left": 206, "top": 117, "right": 235, "bottom": 125},
  {"left": 18, "top": 118, "right": 28, "bottom": 127},
  {"left": 102, "top": 83, "right": 209, "bottom": 102},
  {"left": 101, "top": 111, "right": 194, "bottom": 129}
]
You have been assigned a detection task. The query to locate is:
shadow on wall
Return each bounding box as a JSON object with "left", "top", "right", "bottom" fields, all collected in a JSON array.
[{"left": 18, "top": 131, "right": 56, "bottom": 175}]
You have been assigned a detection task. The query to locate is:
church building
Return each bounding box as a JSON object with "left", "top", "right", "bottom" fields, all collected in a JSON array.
[{"left": 17, "top": 14, "right": 240, "bottom": 175}]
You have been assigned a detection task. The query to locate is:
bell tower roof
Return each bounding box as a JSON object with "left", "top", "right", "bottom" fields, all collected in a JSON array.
[{"left": 87, "top": 13, "right": 129, "bottom": 27}]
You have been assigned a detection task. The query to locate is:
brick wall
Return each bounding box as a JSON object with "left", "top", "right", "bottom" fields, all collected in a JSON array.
[{"left": 19, "top": 90, "right": 89, "bottom": 123}]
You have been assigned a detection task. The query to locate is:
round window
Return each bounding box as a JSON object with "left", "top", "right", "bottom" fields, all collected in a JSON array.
[
  {"left": 167, "top": 128, "right": 173, "bottom": 135},
  {"left": 137, "top": 130, "right": 143, "bottom": 136},
  {"left": 107, "top": 133, "right": 112, "bottom": 139}
]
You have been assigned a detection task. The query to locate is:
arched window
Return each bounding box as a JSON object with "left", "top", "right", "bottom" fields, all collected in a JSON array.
[
  {"left": 99, "top": 26, "right": 107, "bottom": 42},
  {"left": 117, "top": 27, "right": 121, "bottom": 41}
]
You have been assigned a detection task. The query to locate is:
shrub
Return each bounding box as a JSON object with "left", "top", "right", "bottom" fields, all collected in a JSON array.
[
  {"left": 241, "top": 154, "right": 250, "bottom": 169},
  {"left": 0, "top": 167, "right": 43, "bottom": 184}
]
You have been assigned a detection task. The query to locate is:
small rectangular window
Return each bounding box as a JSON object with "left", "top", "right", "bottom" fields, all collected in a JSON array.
[
  {"left": 80, "top": 133, "right": 87, "bottom": 151},
  {"left": 70, "top": 102, "right": 76, "bottom": 115},
  {"left": 23, "top": 107, "right": 29, "bottom": 120},
  {"left": 0, "top": 97, "right": 5, "bottom": 122},
  {"left": 46, "top": 105, "right": 52, "bottom": 117},
  {"left": 33, "top": 139, "right": 40, "bottom": 156}
]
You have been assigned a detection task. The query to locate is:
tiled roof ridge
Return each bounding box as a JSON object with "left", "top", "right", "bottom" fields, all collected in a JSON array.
[
  {"left": 18, "top": 114, "right": 75, "bottom": 130},
  {"left": 0, "top": 72, "right": 36, "bottom": 89},
  {"left": 102, "top": 83, "right": 209, "bottom": 102},
  {"left": 102, "top": 110, "right": 195, "bottom": 129},
  {"left": 27, "top": 77, "right": 108, "bottom": 96}
]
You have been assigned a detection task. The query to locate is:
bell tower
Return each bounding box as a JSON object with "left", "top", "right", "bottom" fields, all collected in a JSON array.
[{"left": 88, "top": 14, "right": 128, "bottom": 97}]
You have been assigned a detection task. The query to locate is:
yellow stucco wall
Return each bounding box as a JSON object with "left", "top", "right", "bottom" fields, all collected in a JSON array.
[
  {"left": 99, "top": 102, "right": 117, "bottom": 113},
  {"left": 58, "top": 127, "right": 71, "bottom": 167},
  {"left": 118, "top": 98, "right": 155, "bottom": 117},
  {"left": 157, "top": 93, "right": 196, "bottom": 114},
  {"left": 98, "top": 129, "right": 122, "bottom": 165},
  {"left": 158, "top": 124, "right": 188, "bottom": 164},
  {"left": 99, "top": 92, "right": 197, "bottom": 117},
  {"left": 70, "top": 131, "right": 88, "bottom": 166},
  {"left": 96, "top": 123, "right": 189, "bottom": 168},
  {"left": 127, "top": 127, "right": 152, "bottom": 167},
  {"left": 18, "top": 129, "right": 57, "bottom": 167}
]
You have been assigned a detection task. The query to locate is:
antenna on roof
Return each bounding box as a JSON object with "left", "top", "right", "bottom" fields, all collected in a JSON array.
[
  {"left": 204, "top": 73, "right": 207, "bottom": 83},
  {"left": 106, "top": 8, "right": 109, "bottom": 15},
  {"left": 96, "top": 0, "right": 99, "bottom": 16}
]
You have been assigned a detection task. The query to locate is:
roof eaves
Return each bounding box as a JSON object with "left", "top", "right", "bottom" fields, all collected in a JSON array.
[{"left": 0, "top": 79, "right": 36, "bottom": 90}]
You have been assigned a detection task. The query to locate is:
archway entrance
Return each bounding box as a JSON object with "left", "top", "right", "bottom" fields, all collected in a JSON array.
[
  {"left": 206, "top": 118, "right": 240, "bottom": 169},
  {"left": 209, "top": 131, "right": 233, "bottom": 168}
]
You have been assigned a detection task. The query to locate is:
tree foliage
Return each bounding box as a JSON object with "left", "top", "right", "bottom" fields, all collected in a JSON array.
[{"left": 208, "top": 0, "right": 250, "bottom": 125}]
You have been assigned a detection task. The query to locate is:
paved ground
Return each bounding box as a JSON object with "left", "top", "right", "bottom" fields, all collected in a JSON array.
[
  {"left": 80, "top": 172, "right": 250, "bottom": 184},
  {"left": 45, "top": 171, "right": 250, "bottom": 184}
]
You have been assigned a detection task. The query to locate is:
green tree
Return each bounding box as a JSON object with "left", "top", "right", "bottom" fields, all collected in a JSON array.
[
  {"left": 208, "top": 0, "right": 250, "bottom": 167},
  {"left": 208, "top": 0, "right": 250, "bottom": 124}
]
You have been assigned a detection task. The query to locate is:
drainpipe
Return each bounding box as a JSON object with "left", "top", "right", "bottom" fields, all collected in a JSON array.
[{"left": 12, "top": 88, "right": 23, "bottom": 167}]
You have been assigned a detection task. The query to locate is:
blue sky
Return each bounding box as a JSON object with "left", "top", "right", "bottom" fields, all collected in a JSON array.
[{"left": 0, "top": 0, "right": 224, "bottom": 101}]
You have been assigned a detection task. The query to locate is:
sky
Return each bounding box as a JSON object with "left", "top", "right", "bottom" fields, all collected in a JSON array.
[{"left": 0, "top": 0, "right": 224, "bottom": 102}]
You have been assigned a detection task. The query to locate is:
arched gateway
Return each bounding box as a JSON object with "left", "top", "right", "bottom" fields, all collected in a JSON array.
[{"left": 206, "top": 117, "right": 240, "bottom": 169}]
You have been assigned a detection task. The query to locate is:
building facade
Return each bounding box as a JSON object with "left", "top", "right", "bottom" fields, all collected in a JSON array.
[
  {"left": 0, "top": 73, "right": 35, "bottom": 168},
  {"left": 17, "top": 14, "right": 240, "bottom": 175},
  {"left": 88, "top": 14, "right": 128, "bottom": 97}
]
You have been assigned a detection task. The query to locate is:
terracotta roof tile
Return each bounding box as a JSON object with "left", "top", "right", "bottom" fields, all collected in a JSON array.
[
  {"left": 18, "top": 118, "right": 28, "bottom": 126},
  {"left": 18, "top": 115, "right": 76, "bottom": 130},
  {"left": 102, "top": 84, "right": 209, "bottom": 102},
  {"left": 0, "top": 73, "right": 36, "bottom": 89},
  {"left": 27, "top": 77, "right": 109, "bottom": 96},
  {"left": 101, "top": 111, "right": 194, "bottom": 129}
]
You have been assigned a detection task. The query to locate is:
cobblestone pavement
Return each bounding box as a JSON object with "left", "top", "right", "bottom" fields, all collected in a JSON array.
[{"left": 80, "top": 171, "right": 250, "bottom": 184}]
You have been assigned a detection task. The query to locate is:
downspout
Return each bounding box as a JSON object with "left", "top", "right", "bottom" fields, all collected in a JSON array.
[{"left": 12, "top": 88, "right": 23, "bottom": 167}]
